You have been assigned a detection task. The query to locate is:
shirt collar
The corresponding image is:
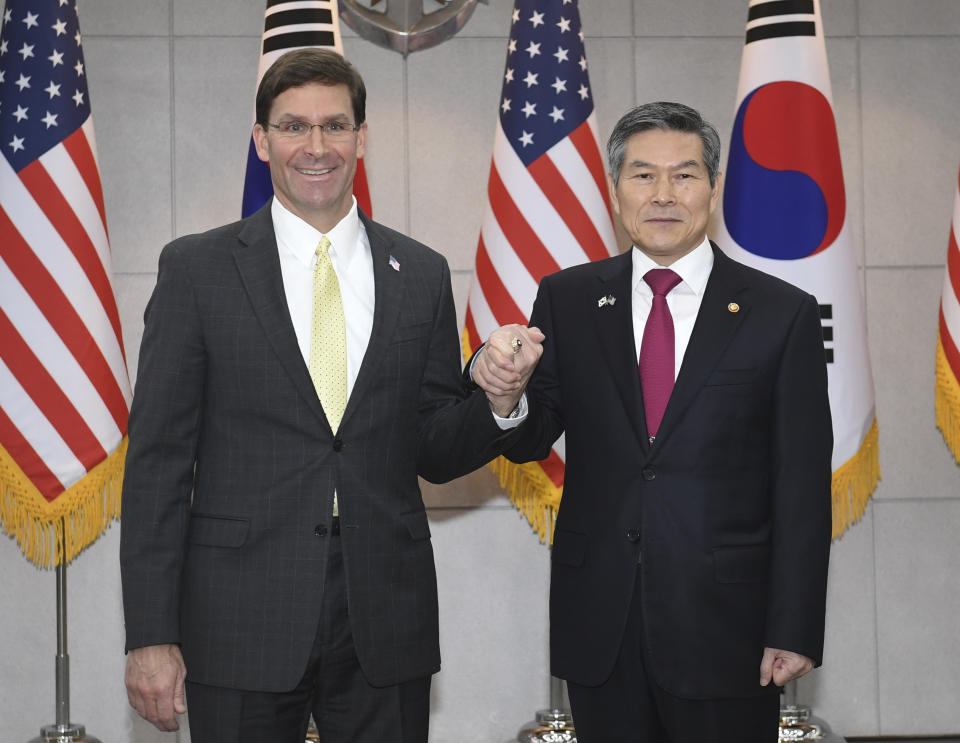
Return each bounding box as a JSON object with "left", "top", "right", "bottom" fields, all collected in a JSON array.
[
  {"left": 271, "top": 196, "right": 362, "bottom": 268},
  {"left": 631, "top": 235, "right": 714, "bottom": 297}
]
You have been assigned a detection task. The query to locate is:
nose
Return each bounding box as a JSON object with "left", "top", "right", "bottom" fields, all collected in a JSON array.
[
  {"left": 652, "top": 178, "right": 676, "bottom": 205},
  {"left": 303, "top": 125, "right": 329, "bottom": 156}
]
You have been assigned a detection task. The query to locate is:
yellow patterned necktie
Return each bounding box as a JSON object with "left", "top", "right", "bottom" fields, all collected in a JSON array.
[{"left": 308, "top": 235, "right": 347, "bottom": 434}]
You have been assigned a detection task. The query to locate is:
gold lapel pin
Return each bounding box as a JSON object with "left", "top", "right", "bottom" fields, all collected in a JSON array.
[{"left": 728, "top": 302, "right": 740, "bottom": 313}]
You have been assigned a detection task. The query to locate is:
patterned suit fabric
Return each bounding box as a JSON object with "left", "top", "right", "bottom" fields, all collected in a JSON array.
[{"left": 120, "top": 205, "right": 518, "bottom": 692}]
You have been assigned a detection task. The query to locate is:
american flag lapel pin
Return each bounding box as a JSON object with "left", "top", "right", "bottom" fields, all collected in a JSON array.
[{"left": 389, "top": 255, "right": 400, "bottom": 272}]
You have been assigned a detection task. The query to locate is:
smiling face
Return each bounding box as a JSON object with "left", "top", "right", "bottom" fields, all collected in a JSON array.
[
  {"left": 253, "top": 82, "right": 366, "bottom": 233},
  {"left": 607, "top": 128, "right": 720, "bottom": 265}
]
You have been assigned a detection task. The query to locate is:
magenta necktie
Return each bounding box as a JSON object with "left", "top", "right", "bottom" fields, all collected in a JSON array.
[{"left": 639, "top": 268, "right": 682, "bottom": 443}]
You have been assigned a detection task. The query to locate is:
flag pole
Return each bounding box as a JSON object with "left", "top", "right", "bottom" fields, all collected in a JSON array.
[
  {"left": 27, "top": 520, "right": 102, "bottom": 743},
  {"left": 511, "top": 675, "right": 575, "bottom": 742}
]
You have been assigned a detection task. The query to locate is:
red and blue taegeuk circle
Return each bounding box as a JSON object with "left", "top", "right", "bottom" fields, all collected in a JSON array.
[{"left": 723, "top": 81, "right": 846, "bottom": 260}]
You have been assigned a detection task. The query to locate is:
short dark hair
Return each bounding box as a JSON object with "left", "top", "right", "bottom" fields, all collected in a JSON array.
[
  {"left": 255, "top": 48, "right": 366, "bottom": 128},
  {"left": 606, "top": 102, "right": 721, "bottom": 187}
]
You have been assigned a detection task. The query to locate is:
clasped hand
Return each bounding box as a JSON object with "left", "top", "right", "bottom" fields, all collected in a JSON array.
[{"left": 473, "top": 324, "right": 545, "bottom": 417}]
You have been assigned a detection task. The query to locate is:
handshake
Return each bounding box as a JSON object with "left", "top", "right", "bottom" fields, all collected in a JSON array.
[{"left": 473, "top": 324, "right": 546, "bottom": 418}]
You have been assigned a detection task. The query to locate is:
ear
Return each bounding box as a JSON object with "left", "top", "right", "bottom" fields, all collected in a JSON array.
[
  {"left": 252, "top": 123, "right": 270, "bottom": 164},
  {"left": 606, "top": 171, "right": 621, "bottom": 216},
  {"left": 355, "top": 122, "right": 368, "bottom": 160}
]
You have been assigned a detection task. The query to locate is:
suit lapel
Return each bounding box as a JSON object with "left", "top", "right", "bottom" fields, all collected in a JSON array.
[
  {"left": 655, "top": 245, "right": 750, "bottom": 447},
  {"left": 341, "top": 211, "right": 403, "bottom": 427},
  {"left": 592, "top": 251, "right": 648, "bottom": 447},
  {"left": 233, "top": 204, "right": 330, "bottom": 429}
]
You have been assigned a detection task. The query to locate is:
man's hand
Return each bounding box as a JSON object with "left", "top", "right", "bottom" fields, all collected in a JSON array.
[
  {"left": 759, "top": 647, "right": 814, "bottom": 687},
  {"left": 125, "top": 643, "right": 187, "bottom": 731},
  {"left": 473, "top": 324, "right": 545, "bottom": 417}
]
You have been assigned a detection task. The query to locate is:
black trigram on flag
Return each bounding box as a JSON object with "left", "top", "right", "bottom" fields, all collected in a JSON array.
[
  {"left": 262, "top": 0, "right": 337, "bottom": 54},
  {"left": 745, "top": 0, "right": 817, "bottom": 44},
  {"left": 819, "top": 303, "right": 834, "bottom": 364}
]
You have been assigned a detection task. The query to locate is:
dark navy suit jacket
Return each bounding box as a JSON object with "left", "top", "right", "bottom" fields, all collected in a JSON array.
[{"left": 506, "top": 244, "right": 832, "bottom": 699}]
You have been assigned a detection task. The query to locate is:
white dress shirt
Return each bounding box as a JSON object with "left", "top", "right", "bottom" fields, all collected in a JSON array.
[
  {"left": 274, "top": 196, "right": 520, "bottom": 436},
  {"left": 273, "top": 196, "right": 374, "bottom": 394},
  {"left": 631, "top": 236, "right": 714, "bottom": 378}
]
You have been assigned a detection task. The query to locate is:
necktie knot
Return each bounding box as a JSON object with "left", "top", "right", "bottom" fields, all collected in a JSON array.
[
  {"left": 316, "top": 235, "right": 332, "bottom": 257},
  {"left": 643, "top": 268, "right": 682, "bottom": 298}
]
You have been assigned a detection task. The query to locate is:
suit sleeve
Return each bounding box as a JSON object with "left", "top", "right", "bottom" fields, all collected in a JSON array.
[
  {"left": 764, "top": 293, "right": 833, "bottom": 665},
  {"left": 415, "top": 257, "right": 522, "bottom": 483},
  {"left": 503, "top": 276, "right": 566, "bottom": 463},
  {"left": 119, "top": 242, "right": 205, "bottom": 652}
]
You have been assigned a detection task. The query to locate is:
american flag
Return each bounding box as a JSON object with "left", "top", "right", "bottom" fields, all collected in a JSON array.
[
  {"left": 936, "top": 165, "right": 960, "bottom": 463},
  {"left": 463, "top": 0, "right": 617, "bottom": 542},
  {"left": 0, "top": 0, "right": 130, "bottom": 567},
  {"left": 241, "top": 0, "right": 372, "bottom": 218}
]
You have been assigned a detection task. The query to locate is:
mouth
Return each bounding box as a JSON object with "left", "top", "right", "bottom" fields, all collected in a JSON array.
[{"left": 295, "top": 166, "right": 335, "bottom": 176}]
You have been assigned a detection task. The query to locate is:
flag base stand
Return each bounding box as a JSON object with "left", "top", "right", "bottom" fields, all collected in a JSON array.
[
  {"left": 779, "top": 681, "right": 845, "bottom": 742},
  {"left": 779, "top": 704, "right": 845, "bottom": 742},
  {"left": 28, "top": 723, "right": 102, "bottom": 743},
  {"left": 510, "top": 676, "right": 576, "bottom": 743},
  {"left": 26, "top": 534, "right": 103, "bottom": 743}
]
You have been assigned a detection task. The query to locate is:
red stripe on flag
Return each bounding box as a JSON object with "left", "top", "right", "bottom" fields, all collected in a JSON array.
[
  {"left": 528, "top": 154, "right": 610, "bottom": 263},
  {"left": 0, "top": 405, "right": 64, "bottom": 501},
  {"left": 941, "top": 308, "right": 960, "bottom": 380},
  {"left": 20, "top": 160, "right": 125, "bottom": 354},
  {"left": 947, "top": 227, "right": 960, "bottom": 303},
  {"left": 488, "top": 165, "right": 562, "bottom": 281},
  {"left": 62, "top": 127, "right": 108, "bottom": 237},
  {"left": 540, "top": 449, "right": 565, "bottom": 489},
  {"left": 354, "top": 157, "right": 372, "bottom": 218},
  {"left": 464, "top": 306, "right": 482, "bottom": 356},
  {"left": 475, "top": 237, "right": 528, "bottom": 327},
  {"left": 0, "top": 208, "right": 129, "bottom": 433},
  {"left": 568, "top": 121, "right": 614, "bottom": 226},
  {"left": 0, "top": 309, "right": 107, "bottom": 471}
]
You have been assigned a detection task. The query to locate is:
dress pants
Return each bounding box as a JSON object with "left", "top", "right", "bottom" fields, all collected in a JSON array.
[
  {"left": 185, "top": 528, "right": 431, "bottom": 743},
  {"left": 567, "top": 570, "right": 780, "bottom": 743}
]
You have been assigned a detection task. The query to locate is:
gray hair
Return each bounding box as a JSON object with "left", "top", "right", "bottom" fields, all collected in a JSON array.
[{"left": 606, "top": 102, "right": 721, "bottom": 187}]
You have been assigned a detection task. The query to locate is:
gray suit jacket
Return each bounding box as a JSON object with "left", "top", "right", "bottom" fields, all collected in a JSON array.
[{"left": 120, "top": 203, "right": 514, "bottom": 691}]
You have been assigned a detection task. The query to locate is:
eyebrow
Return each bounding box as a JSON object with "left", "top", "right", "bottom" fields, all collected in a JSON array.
[
  {"left": 275, "top": 113, "right": 353, "bottom": 123},
  {"left": 627, "top": 159, "right": 703, "bottom": 170}
]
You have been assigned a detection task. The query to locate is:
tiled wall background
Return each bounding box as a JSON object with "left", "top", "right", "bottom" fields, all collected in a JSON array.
[{"left": 2, "top": 0, "right": 960, "bottom": 740}]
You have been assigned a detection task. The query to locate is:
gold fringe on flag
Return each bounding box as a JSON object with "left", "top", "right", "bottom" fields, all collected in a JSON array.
[
  {"left": 830, "top": 418, "right": 880, "bottom": 540},
  {"left": 0, "top": 438, "right": 127, "bottom": 568},
  {"left": 490, "top": 456, "right": 562, "bottom": 544},
  {"left": 935, "top": 337, "right": 960, "bottom": 464}
]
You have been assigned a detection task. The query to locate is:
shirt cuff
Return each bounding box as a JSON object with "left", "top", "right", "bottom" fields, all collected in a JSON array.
[{"left": 492, "top": 392, "right": 528, "bottom": 429}]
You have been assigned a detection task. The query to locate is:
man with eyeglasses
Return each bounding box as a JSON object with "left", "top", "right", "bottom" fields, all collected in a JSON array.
[{"left": 119, "top": 48, "right": 543, "bottom": 743}]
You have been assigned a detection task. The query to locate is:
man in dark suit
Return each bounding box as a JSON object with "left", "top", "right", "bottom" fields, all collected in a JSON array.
[
  {"left": 474, "top": 102, "right": 832, "bottom": 742},
  {"left": 120, "top": 49, "right": 541, "bottom": 742}
]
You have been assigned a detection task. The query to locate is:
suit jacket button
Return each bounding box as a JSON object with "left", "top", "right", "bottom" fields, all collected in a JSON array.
[
  {"left": 314, "top": 524, "right": 327, "bottom": 537},
  {"left": 332, "top": 438, "right": 344, "bottom": 452},
  {"left": 642, "top": 467, "right": 656, "bottom": 481},
  {"left": 626, "top": 528, "right": 640, "bottom": 543}
]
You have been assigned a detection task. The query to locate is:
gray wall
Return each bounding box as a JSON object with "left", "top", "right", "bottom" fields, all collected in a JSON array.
[{"left": 2, "top": 0, "right": 960, "bottom": 740}]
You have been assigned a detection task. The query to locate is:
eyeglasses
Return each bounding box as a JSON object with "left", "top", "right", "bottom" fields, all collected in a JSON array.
[{"left": 266, "top": 120, "right": 361, "bottom": 141}]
